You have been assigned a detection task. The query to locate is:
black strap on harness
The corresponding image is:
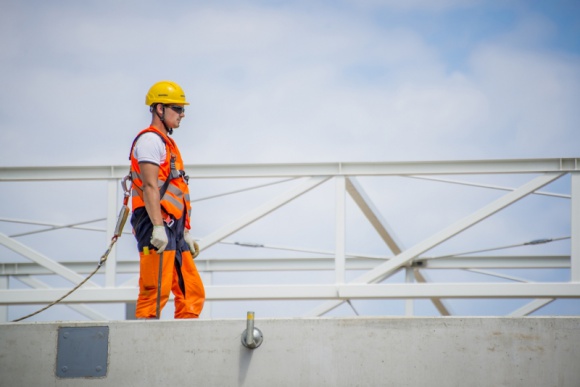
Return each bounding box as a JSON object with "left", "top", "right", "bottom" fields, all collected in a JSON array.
[{"left": 129, "top": 131, "right": 179, "bottom": 199}]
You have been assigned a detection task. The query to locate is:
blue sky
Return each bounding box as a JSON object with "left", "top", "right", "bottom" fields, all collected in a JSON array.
[{"left": 1, "top": 0, "right": 579, "bottom": 320}]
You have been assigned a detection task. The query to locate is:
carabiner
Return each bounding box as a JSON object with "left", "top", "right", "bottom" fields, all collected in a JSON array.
[{"left": 121, "top": 174, "right": 132, "bottom": 197}]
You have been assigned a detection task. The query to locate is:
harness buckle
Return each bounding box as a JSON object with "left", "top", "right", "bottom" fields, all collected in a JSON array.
[{"left": 163, "top": 214, "right": 174, "bottom": 228}]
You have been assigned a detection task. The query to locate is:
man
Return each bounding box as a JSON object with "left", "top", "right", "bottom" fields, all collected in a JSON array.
[{"left": 129, "top": 80, "right": 205, "bottom": 319}]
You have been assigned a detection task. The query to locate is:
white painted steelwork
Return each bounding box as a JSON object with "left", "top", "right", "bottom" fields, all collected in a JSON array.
[
  {"left": 0, "top": 158, "right": 578, "bottom": 321},
  {"left": 2, "top": 283, "right": 580, "bottom": 303}
]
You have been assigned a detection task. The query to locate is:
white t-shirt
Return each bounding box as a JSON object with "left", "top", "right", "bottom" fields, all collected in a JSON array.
[{"left": 133, "top": 132, "right": 167, "bottom": 166}]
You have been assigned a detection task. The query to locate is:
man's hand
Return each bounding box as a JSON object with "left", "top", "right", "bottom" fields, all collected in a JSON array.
[
  {"left": 184, "top": 231, "right": 200, "bottom": 259},
  {"left": 151, "top": 225, "right": 168, "bottom": 253}
]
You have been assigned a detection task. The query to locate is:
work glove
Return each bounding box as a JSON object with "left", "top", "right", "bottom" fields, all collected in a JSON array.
[
  {"left": 184, "top": 231, "right": 200, "bottom": 259},
  {"left": 150, "top": 225, "right": 168, "bottom": 253}
]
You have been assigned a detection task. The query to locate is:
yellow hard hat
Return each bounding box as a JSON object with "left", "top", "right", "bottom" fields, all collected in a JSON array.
[{"left": 145, "top": 80, "right": 190, "bottom": 106}]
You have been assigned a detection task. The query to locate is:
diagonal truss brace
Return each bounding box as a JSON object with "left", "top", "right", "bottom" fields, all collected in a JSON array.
[
  {"left": 306, "top": 172, "right": 565, "bottom": 316},
  {"left": 413, "top": 270, "right": 452, "bottom": 316},
  {"left": 0, "top": 232, "right": 99, "bottom": 288},
  {"left": 346, "top": 176, "right": 452, "bottom": 315},
  {"left": 346, "top": 177, "right": 403, "bottom": 255},
  {"left": 199, "top": 176, "right": 330, "bottom": 251}
]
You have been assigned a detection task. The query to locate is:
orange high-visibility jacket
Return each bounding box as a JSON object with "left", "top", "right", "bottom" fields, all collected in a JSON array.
[{"left": 129, "top": 126, "right": 192, "bottom": 229}]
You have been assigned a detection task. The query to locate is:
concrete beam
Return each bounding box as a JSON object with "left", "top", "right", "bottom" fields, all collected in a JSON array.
[{"left": 1, "top": 318, "right": 579, "bottom": 386}]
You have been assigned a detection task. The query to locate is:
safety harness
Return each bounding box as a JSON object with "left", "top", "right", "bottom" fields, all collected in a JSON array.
[{"left": 128, "top": 128, "right": 190, "bottom": 227}]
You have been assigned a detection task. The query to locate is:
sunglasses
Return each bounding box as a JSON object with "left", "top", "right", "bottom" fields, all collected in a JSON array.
[{"left": 166, "top": 105, "right": 185, "bottom": 114}]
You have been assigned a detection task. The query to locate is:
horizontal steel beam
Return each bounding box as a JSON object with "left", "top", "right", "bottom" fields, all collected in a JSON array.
[
  {"left": 0, "top": 165, "right": 129, "bottom": 181},
  {"left": 1, "top": 158, "right": 579, "bottom": 181},
  {"left": 338, "top": 283, "right": 580, "bottom": 299},
  {"left": 414, "top": 255, "right": 570, "bottom": 269},
  {"left": 0, "top": 255, "right": 570, "bottom": 276},
  {"left": 2, "top": 283, "right": 579, "bottom": 304},
  {"left": 17, "top": 276, "right": 109, "bottom": 321}
]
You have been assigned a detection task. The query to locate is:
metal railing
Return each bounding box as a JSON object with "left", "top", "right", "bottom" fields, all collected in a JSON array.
[{"left": 1, "top": 158, "right": 579, "bottom": 320}]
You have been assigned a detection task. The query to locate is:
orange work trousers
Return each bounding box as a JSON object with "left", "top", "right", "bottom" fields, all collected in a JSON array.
[{"left": 136, "top": 248, "right": 205, "bottom": 319}]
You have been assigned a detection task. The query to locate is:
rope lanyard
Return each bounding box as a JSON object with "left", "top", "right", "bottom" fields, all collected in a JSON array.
[
  {"left": 11, "top": 177, "right": 132, "bottom": 323},
  {"left": 11, "top": 236, "right": 120, "bottom": 322}
]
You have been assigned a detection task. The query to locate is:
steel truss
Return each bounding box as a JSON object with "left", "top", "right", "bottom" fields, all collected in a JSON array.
[{"left": 0, "top": 158, "right": 579, "bottom": 320}]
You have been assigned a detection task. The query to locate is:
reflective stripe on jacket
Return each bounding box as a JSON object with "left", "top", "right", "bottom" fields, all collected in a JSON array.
[{"left": 129, "top": 126, "right": 192, "bottom": 229}]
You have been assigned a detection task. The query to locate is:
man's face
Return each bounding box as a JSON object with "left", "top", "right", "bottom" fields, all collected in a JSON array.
[{"left": 163, "top": 104, "right": 185, "bottom": 129}]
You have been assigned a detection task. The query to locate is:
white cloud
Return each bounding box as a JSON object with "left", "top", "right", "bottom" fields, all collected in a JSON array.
[{"left": 469, "top": 40, "right": 580, "bottom": 157}]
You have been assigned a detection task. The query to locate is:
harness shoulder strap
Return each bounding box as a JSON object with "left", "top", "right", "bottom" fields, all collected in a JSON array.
[
  {"left": 129, "top": 130, "right": 174, "bottom": 199},
  {"left": 128, "top": 130, "right": 167, "bottom": 160}
]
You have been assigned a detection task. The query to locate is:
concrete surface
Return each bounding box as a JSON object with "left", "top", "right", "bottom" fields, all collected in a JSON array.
[{"left": 1, "top": 317, "right": 579, "bottom": 387}]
